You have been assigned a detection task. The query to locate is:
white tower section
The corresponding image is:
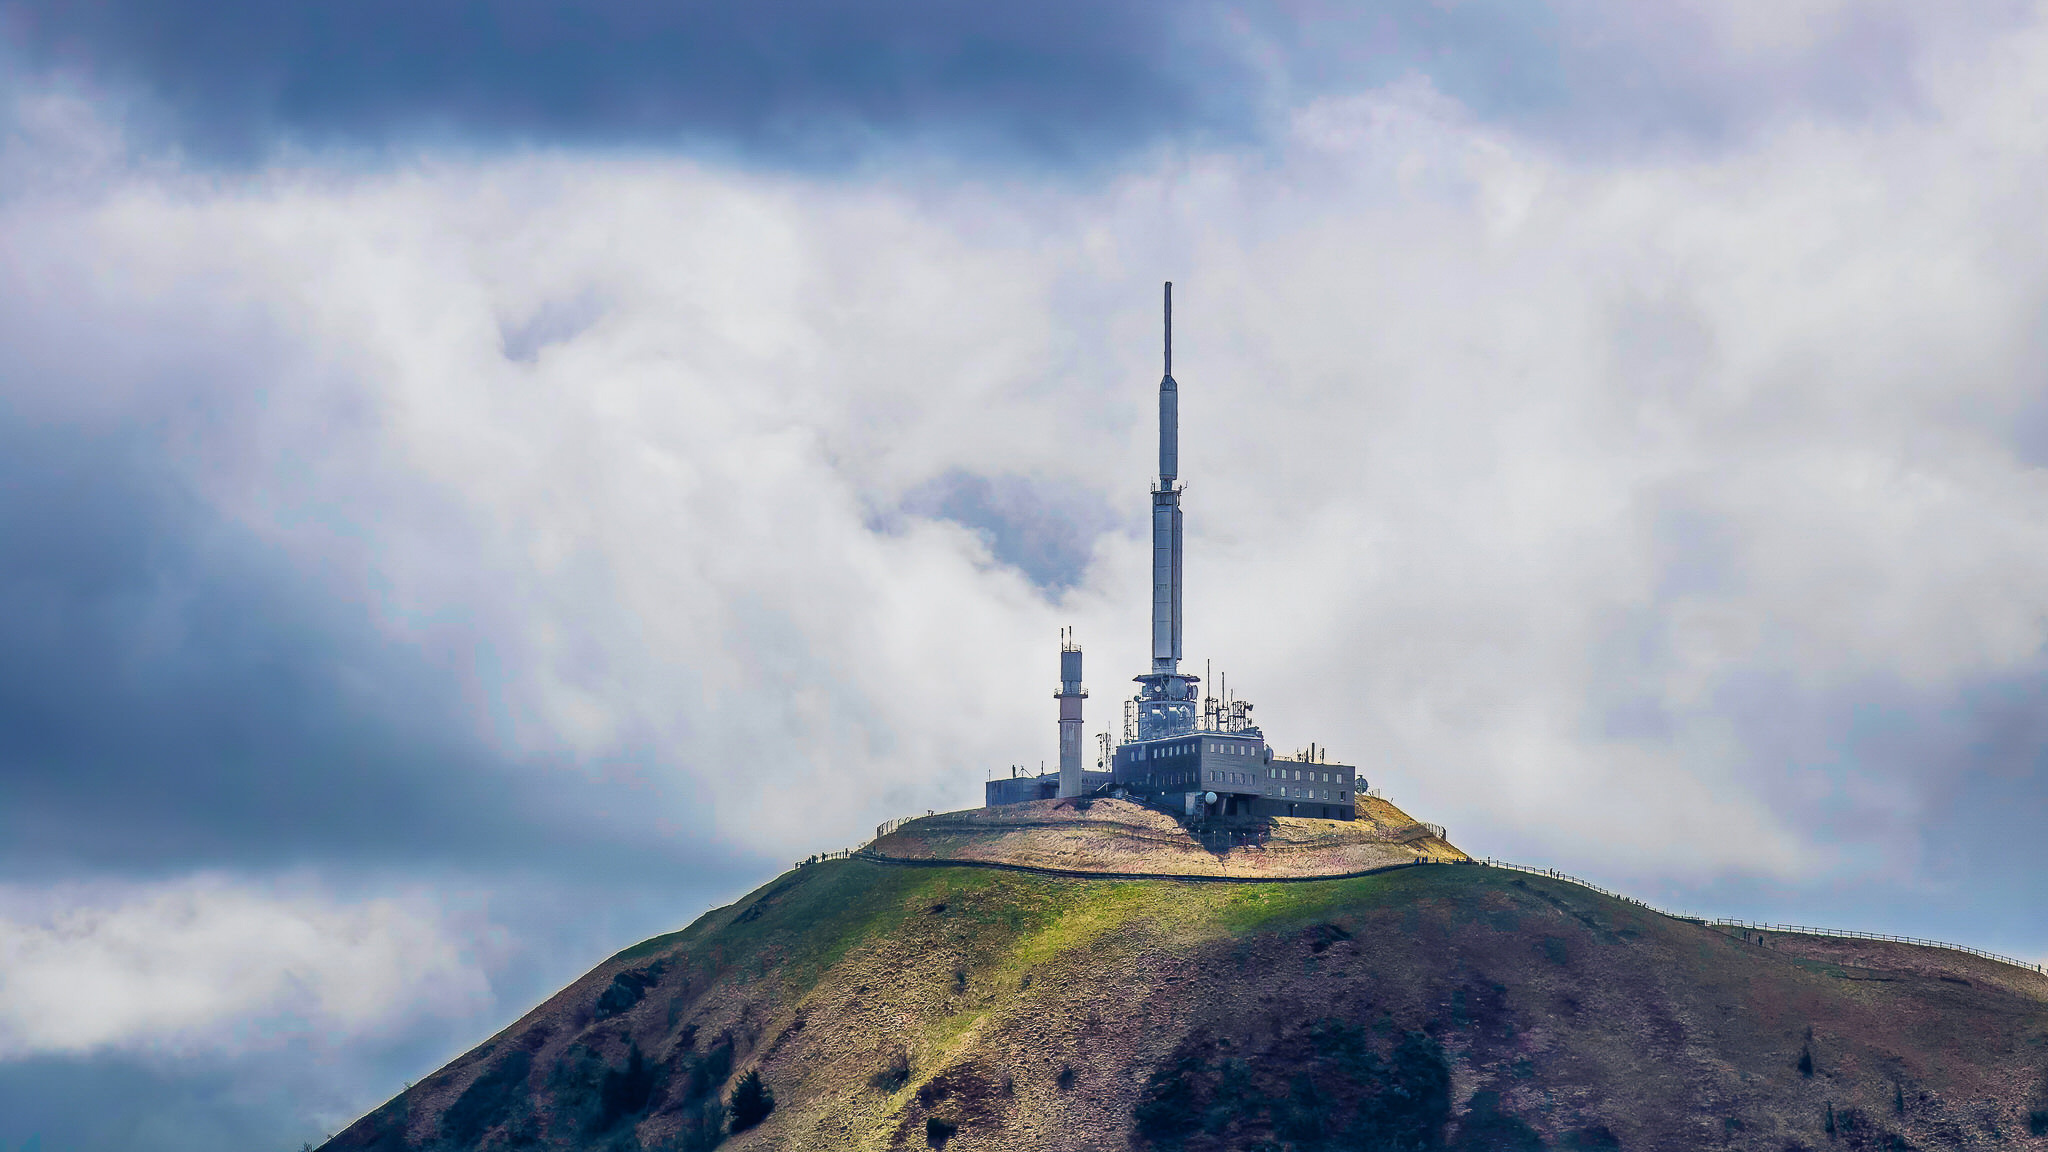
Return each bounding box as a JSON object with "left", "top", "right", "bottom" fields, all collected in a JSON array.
[
  {"left": 1152, "top": 282, "right": 1184, "bottom": 673},
  {"left": 1056, "top": 628, "right": 1088, "bottom": 797},
  {"left": 1130, "top": 282, "right": 1201, "bottom": 742}
]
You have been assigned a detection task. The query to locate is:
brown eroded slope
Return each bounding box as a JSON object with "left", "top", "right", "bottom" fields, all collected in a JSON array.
[{"left": 322, "top": 843, "right": 2048, "bottom": 1152}]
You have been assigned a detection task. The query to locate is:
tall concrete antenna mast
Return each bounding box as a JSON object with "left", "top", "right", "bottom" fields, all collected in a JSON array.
[
  {"left": 1152, "top": 282, "right": 1184, "bottom": 675},
  {"left": 1130, "top": 281, "right": 1201, "bottom": 742}
]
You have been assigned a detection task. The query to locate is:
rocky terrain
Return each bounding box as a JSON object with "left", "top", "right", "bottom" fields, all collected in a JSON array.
[{"left": 322, "top": 809, "right": 2048, "bottom": 1152}]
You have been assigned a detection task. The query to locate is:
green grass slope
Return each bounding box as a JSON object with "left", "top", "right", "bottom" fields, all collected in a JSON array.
[{"left": 323, "top": 860, "right": 2048, "bottom": 1152}]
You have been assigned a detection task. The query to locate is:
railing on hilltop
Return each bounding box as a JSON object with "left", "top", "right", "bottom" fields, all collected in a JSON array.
[
  {"left": 1710, "top": 918, "right": 2041, "bottom": 973},
  {"left": 1474, "top": 859, "right": 2046, "bottom": 976},
  {"left": 793, "top": 824, "right": 2044, "bottom": 978},
  {"left": 875, "top": 812, "right": 929, "bottom": 840},
  {"left": 793, "top": 812, "right": 931, "bottom": 869},
  {"left": 1476, "top": 858, "right": 1697, "bottom": 919}
]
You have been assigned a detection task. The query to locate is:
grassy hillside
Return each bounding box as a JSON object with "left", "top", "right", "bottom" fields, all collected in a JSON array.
[{"left": 324, "top": 858, "right": 2048, "bottom": 1152}]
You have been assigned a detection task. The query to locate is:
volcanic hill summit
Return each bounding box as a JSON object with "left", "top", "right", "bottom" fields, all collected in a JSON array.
[
  {"left": 324, "top": 804, "right": 2048, "bottom": 1152},
  {"left": 323, "top": 289, "right": 2048, "bottom": 1150}
]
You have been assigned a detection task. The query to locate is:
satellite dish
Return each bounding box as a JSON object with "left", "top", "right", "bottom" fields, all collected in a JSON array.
[{"left": 1204, "top": 791, "right": 1218, "bottom": 804}]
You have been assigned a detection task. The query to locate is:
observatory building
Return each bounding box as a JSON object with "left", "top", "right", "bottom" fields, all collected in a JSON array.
[{"left": 985, "top": 283, "right": 1360, "bottom": 821}]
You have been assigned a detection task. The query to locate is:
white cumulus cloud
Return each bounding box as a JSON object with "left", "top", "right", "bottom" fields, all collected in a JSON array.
[{"left": 0, "top": 877, "right": 490, "bottom": 1058}]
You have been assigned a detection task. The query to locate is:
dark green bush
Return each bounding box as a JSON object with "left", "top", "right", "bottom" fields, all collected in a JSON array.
[
  {"left": 1306, "top": 922, "right": 1354, "bottom": 953},
  {"left": 1363, "top": 1031, "right": 1452, "bottom": 1150},
  {"left": 594, "top": 962, "right": 669, "bottom": 1021},
  {"left": 1133, "top": 1054, "right": 1205, "bottom": 1143},
  {"left": 664, "top": 1100, "right": 726, "bottom": 1152},
  {"left": 729, "top": 1069, "right": 774, "bottom": 1133},
  {"left": 440, "top": 1050, "right": 533, "bottom": 1149},
  {"left": 1452, "top": 1090, "right": 1545, "bottom": 1152},
  {"left": 1130, "top": 1023, "right": 1456, "bottom": 1152},
  {"left": 1277, "top": 1073, "right": 1331, "bottom": 1146},
  {"left": 2030, "top": 1110, "right": 2048, "bottom": 1137},
  {"left": 597, "top": 1044, "right": 657, "bottom": 1132},
  {"left": 1203, "top": 1059, "right": 1259, "bottom": 1136},
  {"left": 663, "top": 1032, "right": 732, "bottom": 1109},
  {"left": 925, "top": 1115, "right": 959, "bottom": 1148},
  {"left": 870, "top": 1046, "right": 911, "bottom": 1092}
]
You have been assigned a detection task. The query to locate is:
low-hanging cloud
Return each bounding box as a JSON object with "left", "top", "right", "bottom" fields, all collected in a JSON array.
[{"left": 0, "top": 877, "right": 489, "bottom": 1058}]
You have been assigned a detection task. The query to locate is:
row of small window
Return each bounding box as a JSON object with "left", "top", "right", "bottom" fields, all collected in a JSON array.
[
  {"left": 1278, "top": 788, "right": 1347, "bottom": 802},
  {"left": 1140, "top": 773, "right": 1343, "bottom": 802},
  {"left": 1132, "top": 739, "right": 1265, "bottom": 761},
  {"left": 1206, "top": 767, "right": 1346, "bottom": 784}
]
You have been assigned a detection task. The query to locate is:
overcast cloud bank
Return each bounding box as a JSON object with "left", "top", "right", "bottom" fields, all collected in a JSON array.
[{"left": 4, "top": 3, "right": 2048, "bottom": 1148}]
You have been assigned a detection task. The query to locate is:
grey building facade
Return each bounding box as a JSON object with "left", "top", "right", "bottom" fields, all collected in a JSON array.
[
  {"left": 985, "top": 770, "right": 1059, "bottom": 806},
  {"left": 1110, "top": 737, "right": 1360, "bottom": 821}
]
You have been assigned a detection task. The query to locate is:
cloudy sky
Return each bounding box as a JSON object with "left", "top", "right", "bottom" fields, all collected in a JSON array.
[{"left": 4, "top": 0, "right": 2048, "bottom": 1146}]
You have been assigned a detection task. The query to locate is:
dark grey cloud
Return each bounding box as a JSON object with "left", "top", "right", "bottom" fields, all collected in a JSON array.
[
  {"left": 893, "top": 470, "right": 1124, "bottom": 594},
  {"left": 0, "top": 367, "right": 743, "bottom": 880},
  {"left": 0, "top": 0, "right": 1256, "bottom": 164},
  {"left": 3, "top": 0, "right": 2013, "bottom": 165}
]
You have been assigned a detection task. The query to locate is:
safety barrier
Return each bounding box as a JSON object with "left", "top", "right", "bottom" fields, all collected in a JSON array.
[
  {"left": 794, "top": 812, "right": 932, "bottom": 869},
  {"left": 1710, "top": 918, "right": 2041, "bottom": 973},
  {"left": 1477, "top": 858, "right": 1695, "bottom": 919},
  {"left": 803, "top": 833, "right": 2043, "bottom": 977},
  {"left": 1475, "top": 859, "right": 2045, "bottom": 976},
  {"left": 874, "top": 812, "right": 930, "bottom": 840}
]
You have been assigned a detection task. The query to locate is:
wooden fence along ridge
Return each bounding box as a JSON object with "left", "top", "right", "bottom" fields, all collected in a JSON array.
[{"left": 793, "top": 817, "right": 2044, "bottom": 978}]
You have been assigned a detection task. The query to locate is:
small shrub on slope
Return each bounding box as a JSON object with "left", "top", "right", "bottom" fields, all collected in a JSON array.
[
  {"left": 594, "top": 962, "right": 669, "bottom": 1021},
  {"left": 1134, "top": 1053, "right": 1206, "bottom": 1143},
  {"left": 870, "top": 1045, "right": 912, "bottom": 1093},
  {"left": 440, "top": 1050, "right": 534, "bottom": 1149},
  {"left": 1451, "top": 1090, "right": 1545, "bottom": 1152},
  {"left": 1131, "top": 1024, "right": 1456, "bottom": 1152},
  {"left": 597, "top": 1044, "right": 657, "bottom": 1132},
  {"left": 729, "top": 1069, "right": 775, "bottom": 1133}
]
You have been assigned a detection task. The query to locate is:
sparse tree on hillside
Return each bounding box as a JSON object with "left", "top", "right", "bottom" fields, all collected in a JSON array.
[{"left": 730, "top": 1068, "right": 775, "bottom": 1133}]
